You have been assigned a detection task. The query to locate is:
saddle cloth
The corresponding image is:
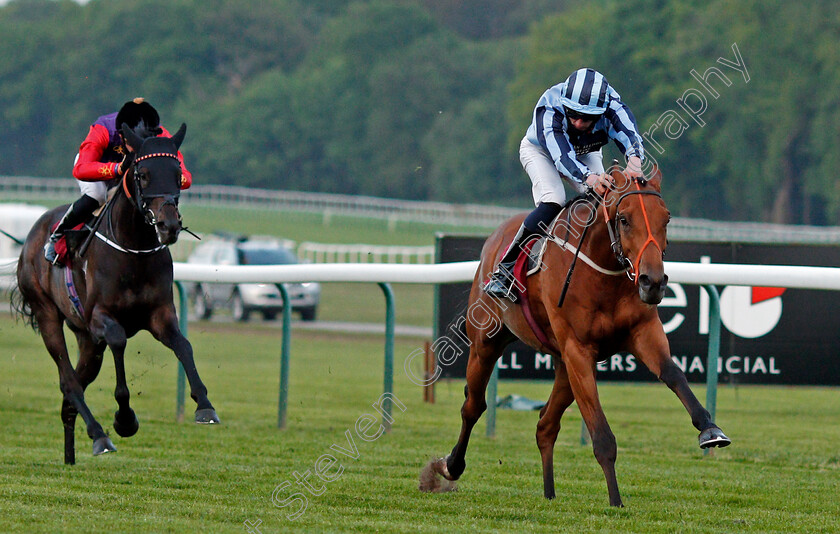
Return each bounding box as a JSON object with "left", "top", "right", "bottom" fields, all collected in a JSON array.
[{"left": 51, "top": 223, "right": 88, "bottom": 267}]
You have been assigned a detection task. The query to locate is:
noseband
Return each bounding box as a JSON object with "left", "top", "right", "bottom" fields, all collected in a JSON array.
[
  {"left": 123, "top": 152, "right": 182, "bottom": 226},
  {"left": 600, "top": 179, "right": 664, "bottom": 284}
]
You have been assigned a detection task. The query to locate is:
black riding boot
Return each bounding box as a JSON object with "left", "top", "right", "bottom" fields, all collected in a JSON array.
[
  {"left": 43, "top": 194, "right": 100, "bottom": 264},
  {"left": 483, "top": 202, "right": 563, "bottom": 303},
  {"left": 483, "top": 223, "right": 530, "bottom": 302}
]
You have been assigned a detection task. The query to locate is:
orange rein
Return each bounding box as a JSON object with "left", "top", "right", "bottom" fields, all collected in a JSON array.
[{"left": 600, "top": 178, "right": 663, "bottom": 284}]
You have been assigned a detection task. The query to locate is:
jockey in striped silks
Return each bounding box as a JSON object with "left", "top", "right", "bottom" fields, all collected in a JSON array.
[{"left": 484, "top": 68, "right": 647, "bottom": 302}]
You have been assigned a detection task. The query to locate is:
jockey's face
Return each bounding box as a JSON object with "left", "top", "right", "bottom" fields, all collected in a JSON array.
[
  {"left": 568, "top": 117, "right": 597, "bottom": 133},
  {"left": 565, "top": 107, "right": 602, "bottom": 134}
]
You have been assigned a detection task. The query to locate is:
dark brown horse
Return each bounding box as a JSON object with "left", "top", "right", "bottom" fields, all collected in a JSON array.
[
  {"left": 13, "top": 123, "right": 219, "bottom": 464},
  {"left": 422, "top": 166, "right": 729, "bottom": 506}
]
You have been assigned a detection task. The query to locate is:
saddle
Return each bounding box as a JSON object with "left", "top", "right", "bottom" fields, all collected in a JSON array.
[
  {"left": 51, "top": 191, "right": 113, "bottom": 266},
  {"left": 51, "top": 224, "right": 91, "bottom": 267}
]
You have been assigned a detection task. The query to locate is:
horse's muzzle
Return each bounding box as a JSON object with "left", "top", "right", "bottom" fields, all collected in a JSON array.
[
  {"left": 156, "top": 219, "right": 182, "bottom": 245},
  {"left": 152, "top": 201, "right": 183, "bottom": 245},
  {"left": 638, "top": 273, "right": 668, "bottom": 304}
]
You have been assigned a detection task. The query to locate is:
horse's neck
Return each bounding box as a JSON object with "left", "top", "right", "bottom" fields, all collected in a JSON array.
[
  {"left": 556, "top": 206, "right": 623, "bottom": 273},
  {"left": 109, "top": 194, "right": 158, "bottom": 248}
]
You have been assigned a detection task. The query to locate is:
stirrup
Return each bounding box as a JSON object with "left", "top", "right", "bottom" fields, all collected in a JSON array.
[{"left": 43, "top": 237, "right": 60, "bottom": 264}]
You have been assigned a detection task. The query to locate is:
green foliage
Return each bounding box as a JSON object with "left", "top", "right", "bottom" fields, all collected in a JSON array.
[
  {"left": 1, "top": 0, "right": 838, "bottom": 223},
  {"left": 510, "top": 0, "right": 840, "bottom": 223}
]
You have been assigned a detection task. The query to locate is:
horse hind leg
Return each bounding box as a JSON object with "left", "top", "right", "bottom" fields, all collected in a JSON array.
[
  {"left": 36, "top": 311, "right": 112, "bottom": 462},
  {"left": 419, "top": 333, "right": 505, "bottom": 493},
  {"left": 536, "top": 357, "right": 574, "bottom": 500},
  {"left": 61, "top": 400, "right": 77, "bottom": 465}
]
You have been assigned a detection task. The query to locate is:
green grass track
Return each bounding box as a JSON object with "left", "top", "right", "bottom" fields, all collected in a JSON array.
[{"left": 0, "top": 313, "right": 838, "bottom": 533}]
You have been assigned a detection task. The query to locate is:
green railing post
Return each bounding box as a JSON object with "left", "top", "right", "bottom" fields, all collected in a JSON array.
[
  {"left": 277, "top": 283, "right": 292, "bottom": 429},
  {"left": 704, "top": 284, "right": 721, "bottom": 456},
  {"left": 486, "top": 362, "right": 499, "bottom": 438},
  {"left": 174, "top": 281, "right": 188, "bottom": 423},
  {"left": 378, "top": 283, "right": 395, "bottom": 432}
]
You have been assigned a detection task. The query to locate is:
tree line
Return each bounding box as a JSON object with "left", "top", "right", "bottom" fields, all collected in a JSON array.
[{"left": 0, "top": 0, "right": 837, "bottom": 224}]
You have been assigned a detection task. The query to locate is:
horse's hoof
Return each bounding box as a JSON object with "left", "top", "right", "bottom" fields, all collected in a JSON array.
[
  {"left": 92, "top": 436, "right": 117, "bottom": 456},
  {"left": 699, "top": 427, "right": 731, "bottom": 449},
  {"left": 419, "top": 457, "right": 458, "bottom": 493},
  {"left": 113, "top": 409, "right": 139, "bottom": 437},
  {"left": 195, "top": 408, "right": 220, "bottom": 424}
]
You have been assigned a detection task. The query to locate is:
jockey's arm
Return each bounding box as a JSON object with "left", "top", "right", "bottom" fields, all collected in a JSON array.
[
  {"left": 604, "top": 99, "right": 645, "bottom": 179},
  {"left": 72, "top": 125, "right": 122, "bottom": 182},
  {"left": 625, "top": 155, "right": 643, "bottom": 179}
]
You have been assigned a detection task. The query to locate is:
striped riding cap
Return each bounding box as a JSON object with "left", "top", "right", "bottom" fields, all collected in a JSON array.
[{"left": 560, "top": 68, "right": 611, "bottom": 115}]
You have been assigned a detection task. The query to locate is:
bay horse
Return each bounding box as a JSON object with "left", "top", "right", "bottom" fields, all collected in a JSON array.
[
  {"left": 13, "top": 123, "right": 219, "bottom": 465},
  {"left": 422, "top": 166, "right": 729, "bottom": 506}
]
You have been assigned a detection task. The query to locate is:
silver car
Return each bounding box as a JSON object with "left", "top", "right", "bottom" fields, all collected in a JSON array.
[{"left": 187, "top": 237, "right": 321, "bottom": 321}]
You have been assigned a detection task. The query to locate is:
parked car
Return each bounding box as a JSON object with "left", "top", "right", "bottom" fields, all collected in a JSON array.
[{"left": 187, "top": 236, "right": 320, "bottom": 321}]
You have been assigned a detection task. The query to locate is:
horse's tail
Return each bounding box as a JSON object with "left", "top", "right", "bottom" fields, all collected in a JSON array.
[{"left": 9, "top": 280, "right": 38, "bottom": 333}]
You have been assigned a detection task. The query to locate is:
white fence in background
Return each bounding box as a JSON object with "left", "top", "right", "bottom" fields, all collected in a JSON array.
[
  {"left": 0, "top": 176, "right": 521, "bottom": 229},
  {"left": 297, "top": 242, "right": 436, "bottom": 264},
  {"left": 7, "top": 176, "right": 840, "bottom": 244},
  {"left": 5, "top": 258, "right": 840, "bottom": 290}
]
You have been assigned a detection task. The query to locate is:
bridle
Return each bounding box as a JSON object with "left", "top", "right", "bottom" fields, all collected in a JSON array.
[
  {"left": 600, "top": 178, "right": 664, "bottom": 284},
  {"left": 122, "top": 151, "right": 182, "bottom": 227}
]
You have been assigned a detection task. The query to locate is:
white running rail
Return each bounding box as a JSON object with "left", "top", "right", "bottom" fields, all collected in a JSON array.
[{"left": 4, "top": 258, "right": 840, "bottom": 289}]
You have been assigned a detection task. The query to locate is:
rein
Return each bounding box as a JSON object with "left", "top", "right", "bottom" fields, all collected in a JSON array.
[
  {"left": 84, "top": 153, "right": 183, "bottom": 256},
  {"left": 94, "top": 180, "right": 168, "bottom": 255},
  {"left": 601, "top": 179, "right": 663, "bottom": 284}
]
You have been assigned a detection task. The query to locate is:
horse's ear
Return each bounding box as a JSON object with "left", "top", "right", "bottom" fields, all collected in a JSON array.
[
  {"left": 647, "top": 165, "right": 663, "bottom": 192},
  {"left": 121, "top": 123, "right": 143, "bottom": 151},
  {"left": 171, "top": 123, "right": 186, "bottom": 150}
]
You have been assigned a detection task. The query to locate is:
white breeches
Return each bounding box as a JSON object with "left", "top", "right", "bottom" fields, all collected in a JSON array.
[{"left": 519, "top": 136, "right": 604, "bottom": 206}]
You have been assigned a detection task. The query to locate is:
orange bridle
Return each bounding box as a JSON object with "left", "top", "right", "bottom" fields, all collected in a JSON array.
[{"left": 600, "top": 179, "right": 664, "bottom": 284}]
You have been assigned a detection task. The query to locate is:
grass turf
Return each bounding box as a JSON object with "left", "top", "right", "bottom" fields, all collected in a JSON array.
[{"left": 0, "top": 313, "right": 838, "bottom": 533}]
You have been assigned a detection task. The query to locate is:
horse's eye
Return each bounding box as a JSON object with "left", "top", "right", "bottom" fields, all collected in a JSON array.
[{"left": 617, "top": 214, "right": 629, "bottom": 227}]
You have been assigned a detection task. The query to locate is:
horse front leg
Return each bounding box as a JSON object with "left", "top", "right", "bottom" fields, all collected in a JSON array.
[
  {"left": 536, "top": 355, "right": 575, "bottom": 500},
  {"left": 563, "top": 340, "right": 623, "bottom": 507},
  {"left": 149, "top": 306, "right": 219, "bottom": 424},
  {"left": 88, "top": 312, "right": 140, "bottom": 447},
  {"left": 96, "top": 316, "right": 141, "bottom": 438},
  {"left": 629, "top": 322, "right": 731, "bottom": 449}
]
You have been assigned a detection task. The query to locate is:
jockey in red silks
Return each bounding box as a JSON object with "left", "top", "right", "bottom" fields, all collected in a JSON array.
[{"left": 44, "top": 98, "right": 192, "bottom": 263}]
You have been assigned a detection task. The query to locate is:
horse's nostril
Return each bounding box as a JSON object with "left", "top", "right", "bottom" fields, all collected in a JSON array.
[{"left": 638, "top": 274, "right": 651, "bottom": 288}]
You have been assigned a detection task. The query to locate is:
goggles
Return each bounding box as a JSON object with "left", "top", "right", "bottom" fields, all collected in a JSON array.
[{"left": 564, "top": 106, "right": 602, "bottom": 122}]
